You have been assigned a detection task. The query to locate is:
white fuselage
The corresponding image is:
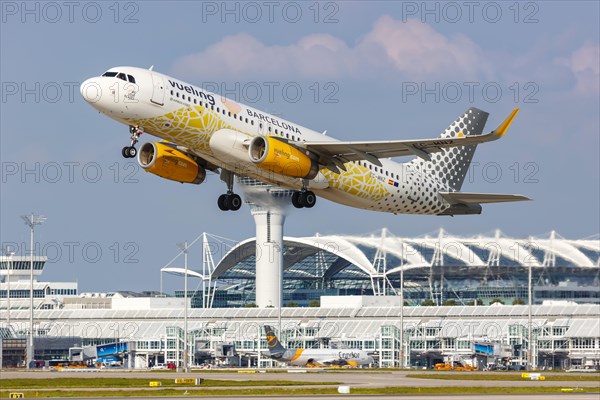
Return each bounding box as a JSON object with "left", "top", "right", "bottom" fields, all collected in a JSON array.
[
  {"left": 274, "top": 348, "right": 374, "bottom": 367},
  {"left": 80, "top": 66, "right": 451, "bottom": 214}
]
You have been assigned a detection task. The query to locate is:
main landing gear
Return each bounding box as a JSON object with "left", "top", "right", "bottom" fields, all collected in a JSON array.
[
  {"left": 292, "top": 190, "right": 316, "bottom": 209},
  {"left": 122, "top": 125, "right": 142, "bottom": 158},
  {"left": 218, "top": 193, "right": 242, "bottom": 211},
  {"left": 218, "top": 170, "right": 242, "bottom": 211}
]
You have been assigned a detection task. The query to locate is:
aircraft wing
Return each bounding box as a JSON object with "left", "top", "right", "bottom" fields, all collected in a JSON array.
[
  {"left": 297, "top": 108, "right": 519, "bottom": 171},
  {"left": 309, "top": 358, "right": 359, "bottom": 367},
  {"left": 310, "top": 358, "right": 337, "bottom": 366},
  {"left": 440, "top": 192, "right": 531, "bottom": 204}
]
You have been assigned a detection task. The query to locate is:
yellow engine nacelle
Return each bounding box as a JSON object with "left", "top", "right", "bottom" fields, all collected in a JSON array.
[
  {"left": 138, "top": 142, "right": 206, "bottom": 184},
  {"left": 248, "top": 136, "right": 318, "bottom": 179}
]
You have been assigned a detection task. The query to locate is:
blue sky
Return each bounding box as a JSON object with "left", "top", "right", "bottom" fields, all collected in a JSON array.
[{"left": 1, "top": 1, "right": 598, "bottom": 293}]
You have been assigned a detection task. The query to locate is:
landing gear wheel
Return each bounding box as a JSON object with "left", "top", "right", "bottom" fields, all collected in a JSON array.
[
  {"left": 217, "top": 194, "right": 229, "bottom": 211},
  {"left": 126, "top": 146, "right": 137, "bottom": 158},
  {"left": 302, "top": 191, "right": 316, "bottom": 208},
  {"left": 229, "top": 194, "right": 242, "bottom": 211},
  {"left": 217, "top": 194, "right": 242, "bottom": 211},
  {"left": 121, "top": 146, "right": 137, "bottom": 158},
  {"left": 121, "top": 125, "right": 142, "bottom": 158},
  {"left": 292, "top": 191, "right": 316, "bottom": 208},
  {"left": 292, "top": 192, "right": 304, "bottom": 209}
]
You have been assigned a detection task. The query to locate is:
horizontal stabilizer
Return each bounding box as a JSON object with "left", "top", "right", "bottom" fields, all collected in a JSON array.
[{"left": 440, "top": 192, "right": 531, "bottom": 204}]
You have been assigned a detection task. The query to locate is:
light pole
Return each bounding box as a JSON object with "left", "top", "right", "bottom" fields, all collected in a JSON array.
[
  {"left": 2, "top": 246, "right": 15, "bottom": 326},
  {"left": 528, "top": 262, "right": 532, "bottom": 370},
  {"left": 6, "top": 248, "right": 14, "bottom": 326},
  {"left": 399, "top": 266, "right": 404, "bottom": 369},
  {"left": 21, "top": 213, "right": 46, "bottom": 369},
  {"left": 177, "top": 241, "right": 189, "bottom": 372}
]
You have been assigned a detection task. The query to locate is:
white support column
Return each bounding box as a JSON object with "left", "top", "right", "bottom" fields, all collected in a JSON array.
[
  {"left": 252, "top": 206, "right": 285, "bottom": 308},
  {"left": 238, "top": 178, "right": 293, "bottom": 310}
]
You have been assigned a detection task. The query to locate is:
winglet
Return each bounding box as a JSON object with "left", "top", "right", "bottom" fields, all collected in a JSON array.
[{"left": 494, "top": 108, "right": 519, "bottom": 137}]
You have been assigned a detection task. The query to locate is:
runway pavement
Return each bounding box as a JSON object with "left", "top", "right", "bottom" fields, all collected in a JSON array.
[{"left": 2, "top": 369, "right": 599, "bottom": 390}]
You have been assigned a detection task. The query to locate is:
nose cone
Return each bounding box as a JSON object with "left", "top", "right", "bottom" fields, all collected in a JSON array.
[{"left": 80, "top": 78, "right": 102, "bottom": 104}]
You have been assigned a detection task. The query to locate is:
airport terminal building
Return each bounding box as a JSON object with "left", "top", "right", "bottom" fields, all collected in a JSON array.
[{"left": 1, "top": 229, "right": 599, "bottom": 370}]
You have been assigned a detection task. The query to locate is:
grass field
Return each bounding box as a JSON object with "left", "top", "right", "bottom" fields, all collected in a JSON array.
[{"left": 0, "top": 377, "right": 339, "bottom": 389}]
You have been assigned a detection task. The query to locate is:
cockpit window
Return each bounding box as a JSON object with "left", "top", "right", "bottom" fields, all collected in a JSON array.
[
  {"left": 117, "top": 73, "right": 127, "bottom": 81},
  {"left": 127, "top": 75, "right": 136, "bottom": 84},
  {"left": 102, "top": 71, "right": 118, "bottom": 77}
]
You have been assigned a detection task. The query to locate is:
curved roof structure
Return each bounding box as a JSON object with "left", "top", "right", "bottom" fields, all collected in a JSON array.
[
  {"left": 213, "top": 229, "right": 599, "bottom": 282},
  {"left": 174, "top": 229, "right": 600, "bottom": 307},
  {"left": 213, "top": 236, "right": 375, "bottom": 280},
  {"left": 196, "top": 229, "right": 600, "bottom": 303}
]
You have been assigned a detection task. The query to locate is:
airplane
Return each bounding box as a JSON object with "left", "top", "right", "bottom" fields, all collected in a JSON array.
[
  {"left": 80, "top": 66, "right": 529, "bottom": 214},
  {"left": 263, "top": 325, "right": 373, "bottom": 367}
]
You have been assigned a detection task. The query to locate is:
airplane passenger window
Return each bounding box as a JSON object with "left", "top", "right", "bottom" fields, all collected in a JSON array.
[
  {"left": 245, "top": 118, "right": 248, "bottom": 123},
  {"left": 251, "top": 120, "right": 254, "bottom": 125},
  {"left": 127, "top": 75, "right": 136, "bottom": 83},
  {"left": 223, "top": 109, "right": 226, "bottom": 115},
  {"left": 259, "top": 123, "right": 263, "bottom": 129},
  {"left": 217, "top": 107, "right": 220, "bottom": 112},
  {"left": 170, "top": 90, "right": 174, "bottom": 95},
  {"left": 193, "top": 99, "right": 197, "bottom": 104},
  {"left": 228, "top": 112, "right": 231, "bottom": 117},
  {"left": 268, "top": 127, "right": 272, "bottom": 132},
  {"left": 275, "top": 129, "right": 278, "bottom": 134},
  {"left": 102, "top": 71, "right": 118, "bottom": 77},
  {"left": 117, "top": 73, "right": 127, "bottom": 81},
  {"left": 176, "top": 93, "right": 179, "bottom": 98}
]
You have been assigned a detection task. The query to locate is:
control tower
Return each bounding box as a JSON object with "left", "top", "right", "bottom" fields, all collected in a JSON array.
[
  {"left": 0, "top": 255, "right": 77, "bottom": 312},
  {"left": 238, "top": 177, "right": 293, "bottom": 308}
]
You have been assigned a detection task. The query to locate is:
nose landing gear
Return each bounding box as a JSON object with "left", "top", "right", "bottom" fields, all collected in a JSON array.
[{"left": 122, "top": 125, "right": 142, "bottom": 158}]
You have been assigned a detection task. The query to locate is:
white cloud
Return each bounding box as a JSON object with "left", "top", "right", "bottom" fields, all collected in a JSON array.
[
  {"left": 562, "top": 43, "right": 599, "bottom": 95},
  {"left": 359, "top": 16, "right": 490, "bottom": 79},
  {"left": 172, "top": 16, "right": 490, "bottom": 81}
]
